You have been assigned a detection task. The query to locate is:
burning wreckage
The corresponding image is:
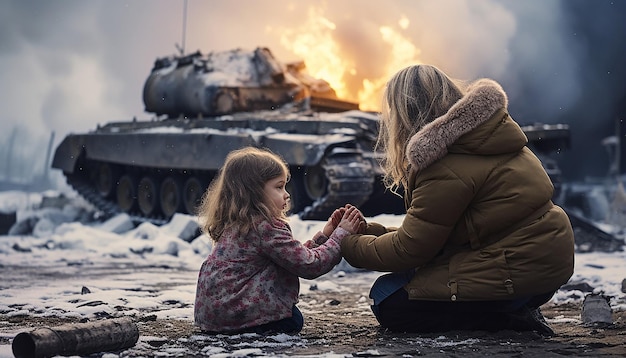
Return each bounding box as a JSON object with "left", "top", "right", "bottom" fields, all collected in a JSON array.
[
  {"left": 558, "top": 118, "right": 626, "bottom": 252},
  {"left": 49, "top": 47, "right": 623, "bottom": 250}
]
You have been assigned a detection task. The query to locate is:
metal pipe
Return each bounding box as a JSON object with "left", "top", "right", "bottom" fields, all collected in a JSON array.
[{"left": 12, "top": 317, "right": 139, "bottom": 358}]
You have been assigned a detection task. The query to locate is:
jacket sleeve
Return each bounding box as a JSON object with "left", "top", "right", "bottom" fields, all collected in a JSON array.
[
  {"left": 341, "top": 163, "right": 473, "bottom": 272},
  {"left": 303, "top": 231, "right": 328, "bottom": 248},
  {"left": 259, "top": 221, "right": 348, "bottom": 279}
]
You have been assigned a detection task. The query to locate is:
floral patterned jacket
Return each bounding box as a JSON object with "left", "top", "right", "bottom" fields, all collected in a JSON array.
[{"left": 194, "top": 217, "right": 349, "bottom": 332}]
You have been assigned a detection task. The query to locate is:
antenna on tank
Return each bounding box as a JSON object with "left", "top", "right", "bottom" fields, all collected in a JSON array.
[{"left": 176, "top": 0, "right": 188, "bottom": 55}]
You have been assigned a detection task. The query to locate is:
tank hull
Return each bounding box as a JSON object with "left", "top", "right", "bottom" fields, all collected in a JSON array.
[{"left": 52, "top": 110, "right": 402, "bottom": 222}]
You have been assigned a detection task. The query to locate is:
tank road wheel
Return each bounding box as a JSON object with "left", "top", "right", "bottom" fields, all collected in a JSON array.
[
  {"left": 286, "top": 178, "right": 304, "bottom": 215},
  {"left": 286, "top": 164, "right": 327, "bottom": 216},
  {"left": 286, "top": 170, "right": 312, "bottom": 215},
  {"left": 215, "top": 91, "right": 235, "bottom": 114},
  {"left": 304, "top": 164, "right": 327, "bottom": 201},
  {"left": 95, "top": 162, "right": 119, "bottom": 198},
  {"left": 138, "top": 176, "right": 161, "bottom": 216},
  {"left": 116, "top": 175, "right": 137, "bottom": 213},
  {"left": 183, "top": 177, "right": 205, "bottom": 215},
  {"left": 160, "top": 176, "right": 183, "bottom": 218}
]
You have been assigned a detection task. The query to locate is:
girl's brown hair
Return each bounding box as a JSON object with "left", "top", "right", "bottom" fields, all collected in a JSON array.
[
  {"left": 377, "top": 64, "right": 464, "bottom": 192},
  {"left": 197, "top": 146, "right": 290, "bottom": 241}
]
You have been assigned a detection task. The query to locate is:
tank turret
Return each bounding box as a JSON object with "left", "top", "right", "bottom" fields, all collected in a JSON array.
[{"left": 142, "top": 47, "right": 357, "bottom": 118}]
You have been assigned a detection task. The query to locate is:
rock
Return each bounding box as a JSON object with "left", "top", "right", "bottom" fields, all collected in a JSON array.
[
  {"left": 40, "top": 192, "right": 71, "bottom": 209},
  {"left": 129, "top": 246, "right": 154, "bottom": 255},
  {"left": 158, "top": 241, "right": 179, "bottom": 256},
  {"left": 161, "top": 213, "right": 199, "bottom": 242},
  {"left": 99, "top": 213, "right": 135, "bottom": 234},
  {"left": 8, "top": 216, "right": 38, "bottom": 235},
  {"left": 560, "top": 281, "right": 595, "bottom": 292},
  {"left": 0, "top": 211, "right": 17, "bottom": 235},
  {"left": 581, "top": 293, "right": 613, "bottom": 326},
  {"left": 190, "top": 234, "right": 212, "bottom": 257},
  {"left": 33, "top": 218, "right": 55, "bottom": 238},
  {"left": 38, "top": 207, "right": 77, "bottom": 226},
  {"left": 12, "top": 243, "right": 31, "bottom": 253},
  {"left": 8, "top": 206, "right": 82, "bottom": 236},
  {"left": 127, "top": 222, "right": 160, "bottom": 241},
  {"left": 622, "top": 278, "right": 626, "bottom": 294}
]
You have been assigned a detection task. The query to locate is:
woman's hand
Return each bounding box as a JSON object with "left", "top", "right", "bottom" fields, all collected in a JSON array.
[
  {"left": 323, "top": 207, "right": 345, "bottom": 237},
  {"left": 338, "top": 206, "right": 363, "bottom": 234}
]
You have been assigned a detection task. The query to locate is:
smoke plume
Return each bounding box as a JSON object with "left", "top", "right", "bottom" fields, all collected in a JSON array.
[{"left": 0, "top": 0, "right": 624, "bottom": 184}]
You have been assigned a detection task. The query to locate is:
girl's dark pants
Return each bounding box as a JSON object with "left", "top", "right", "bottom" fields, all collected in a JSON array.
[
  {"left": 239, "top": 305, "right": 304, "bottom": 334},
  {"left": 370, "top": 271, "right": 555, "bottom": 333}
]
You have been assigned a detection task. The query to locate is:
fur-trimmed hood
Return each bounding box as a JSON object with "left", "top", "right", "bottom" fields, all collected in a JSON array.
[{"left": 406, "top": 79, "right": 516, "bottom": 171}]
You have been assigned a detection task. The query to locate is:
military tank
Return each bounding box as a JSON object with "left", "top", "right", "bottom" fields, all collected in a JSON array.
[
  {"left": 51, "top": 47, "right": 569, "bottom": 223},
  {"left": 51, "top": 47, "right": 402, "bottom": 222}
]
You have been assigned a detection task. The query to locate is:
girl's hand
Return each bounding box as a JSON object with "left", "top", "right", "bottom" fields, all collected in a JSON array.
[
  {"left": 337, "top": 206, "right": 363, "bottom": 234},
  {"left": 344, "top": 204, "right": 367, "bottom": 234},
  {"left": 323, "top": 208, "right": 345, "bottom": 237}
]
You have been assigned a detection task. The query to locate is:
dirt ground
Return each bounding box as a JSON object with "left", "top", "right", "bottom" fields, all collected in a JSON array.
[{"left": 2, "top": 283, "right": 625, "bottom": 357}]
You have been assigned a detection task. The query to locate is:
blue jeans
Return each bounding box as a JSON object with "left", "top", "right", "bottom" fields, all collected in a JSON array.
[{"left": 369, "top": 270, "right": 414, "bottom": 319}]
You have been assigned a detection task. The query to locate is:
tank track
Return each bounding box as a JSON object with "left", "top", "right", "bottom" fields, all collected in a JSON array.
[
  {"left": 300, "top": 152, "right": 374, "bottom": 220},
  {"left": 65, "top": 173, "right": 168, "bottom": 226},
  {"left": 65, "top": 152, "right": 373, "bottom": 224}
]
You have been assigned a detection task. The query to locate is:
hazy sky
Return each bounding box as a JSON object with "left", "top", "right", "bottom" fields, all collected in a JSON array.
[{"left": 0, "top": 0, "right": 624, "bottom": 181}]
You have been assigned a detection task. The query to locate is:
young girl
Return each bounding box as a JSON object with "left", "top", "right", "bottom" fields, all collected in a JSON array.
[{"left": 194, "top": 146, "right": 362, "bottom": 334}]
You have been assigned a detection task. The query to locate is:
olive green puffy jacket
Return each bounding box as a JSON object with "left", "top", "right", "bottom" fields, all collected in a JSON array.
[{"left": 341, "top": 79, "right": 575, "bottom": 301}]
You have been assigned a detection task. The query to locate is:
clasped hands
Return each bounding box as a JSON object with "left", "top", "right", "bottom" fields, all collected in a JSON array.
[{"left": 322, "top": 204, "right": 367, "bottom": 237}]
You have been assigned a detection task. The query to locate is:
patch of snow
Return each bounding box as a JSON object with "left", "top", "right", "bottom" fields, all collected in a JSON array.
[{"left": 0, "top": 189, "right": 625, "bottom": 357}]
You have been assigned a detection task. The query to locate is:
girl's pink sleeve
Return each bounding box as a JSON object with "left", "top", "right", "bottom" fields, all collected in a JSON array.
[
  {"left": 303, "top": 231, "right": 329, "bottom": 248},
  {"left": 328, "top": 227, "right": 351, "bottom": 244},
  {"left": 258, "top": 221, "right": 343, "bottom": 279}
]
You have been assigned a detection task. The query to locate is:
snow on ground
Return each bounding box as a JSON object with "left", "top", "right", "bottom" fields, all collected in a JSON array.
[{"left": 0, "top": 190, "right": 625, "bottom": 357}]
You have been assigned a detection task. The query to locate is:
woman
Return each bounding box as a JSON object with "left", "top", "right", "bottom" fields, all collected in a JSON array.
[{"left": 341, "top": 65, "right": 575, "bottom": 335}]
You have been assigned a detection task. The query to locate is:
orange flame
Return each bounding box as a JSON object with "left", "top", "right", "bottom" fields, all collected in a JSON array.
[
  {"left": 277, "top": 7, "right": 422, "bottom": 112},
  {"left": 278, "top": 7, "right": 354, "bottom": 100}
]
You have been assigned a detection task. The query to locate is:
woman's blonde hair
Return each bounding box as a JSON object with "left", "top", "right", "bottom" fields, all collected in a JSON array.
[
  {"left": 377, "top": 64, "right": 464, "bottom": 191},
  {"left": 197, "top": 146, "right": 290, "bottom": 241}
]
